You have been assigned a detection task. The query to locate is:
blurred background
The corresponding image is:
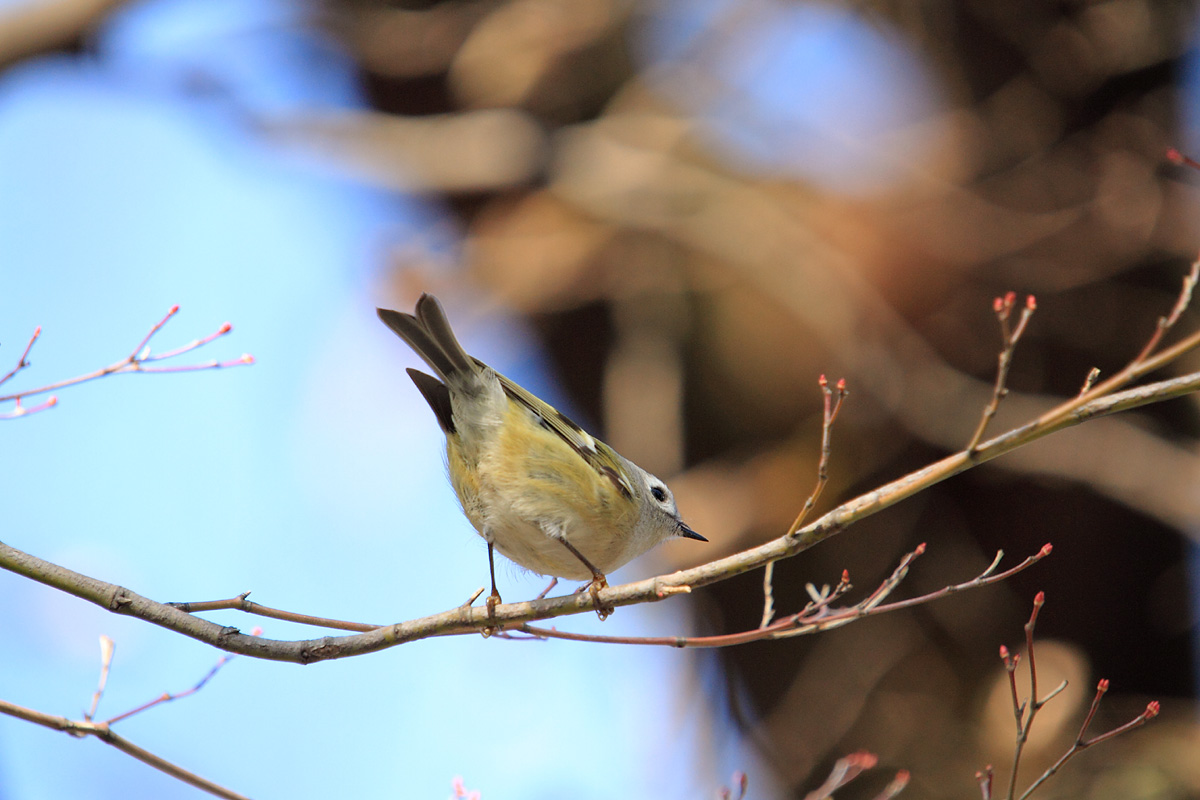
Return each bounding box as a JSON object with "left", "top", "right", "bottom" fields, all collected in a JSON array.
[{"left": 2, "top": 0, "right": 1200, "bottom": 797}]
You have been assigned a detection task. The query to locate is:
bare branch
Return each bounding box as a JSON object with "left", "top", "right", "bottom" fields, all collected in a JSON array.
[
  {"left": 2, "top": 283, "right": 1199, "bottom": 660},
  {"left": 986, "top": 595, "right": 1161, "bottom": 800},
  {"left": 0, "top": 698, "right": 249, "bottom": 800},
  {"left": 1, "top": 307, "right": 253, "bottom": 418},
  {"left": 84, "top": 636, "right": 114, "bottom": 722},
  {"left": 517, "top": 544, "right": 1048, "bottom": 648},
  {"left": 969, "top": 293, "right": 1037, "bottom": 450},
  {"left": 764, "top": 375, "right": 848, "bottom": 627},
  {"left": 0, "top": 325, "right": 41, "bottom": 388},
  {"left": 804, "top": 752, "right": 881, "bottom": 800}
]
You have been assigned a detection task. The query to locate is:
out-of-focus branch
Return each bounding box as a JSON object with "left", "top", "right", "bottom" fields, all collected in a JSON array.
[
  {"left": 550, "top": 119, "right": 1200, "bottom": 530},
  {"left": 258, "top": 108, "right": 546, "bottom": 193},
  {"left": 0, "top": 0, "right": 132, "bottom": 69}
]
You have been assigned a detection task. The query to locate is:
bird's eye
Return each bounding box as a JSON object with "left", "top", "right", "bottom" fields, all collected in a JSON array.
[{"left": 651, "top": 486, "right": 667, "bottom": 502}]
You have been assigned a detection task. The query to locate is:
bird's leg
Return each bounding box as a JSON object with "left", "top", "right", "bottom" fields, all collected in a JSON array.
[
  {"left": 485, "top": 541, "right": 502, "bottom": 622},
  {"left": 558, "top": 539, "right": 612, "bottom": 620}
]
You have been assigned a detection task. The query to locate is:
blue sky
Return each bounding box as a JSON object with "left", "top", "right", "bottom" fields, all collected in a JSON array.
[{"left": 0, "top": 0, "right": 946, "bottom": 797}]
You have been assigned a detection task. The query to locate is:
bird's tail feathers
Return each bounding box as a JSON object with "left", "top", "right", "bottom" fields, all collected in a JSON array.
[{"left": 376, "top": 294, "right": 474, "bottom": 382}]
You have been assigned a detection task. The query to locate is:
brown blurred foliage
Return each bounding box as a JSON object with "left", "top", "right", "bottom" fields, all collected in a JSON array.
[
  {"left": 332, "top": 0, "right": 1200, "bottom": 796},
  {"left": 339, "top": 0, "right": 1200, "bottom": 794},
  {"left": 10, "top": 0, "right": 1199, "bottom": 795}
]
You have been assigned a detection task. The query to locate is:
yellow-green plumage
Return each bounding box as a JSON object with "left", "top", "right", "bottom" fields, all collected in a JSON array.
[{"left": 377, "top": 294, "right": 703, "bottom": 597}]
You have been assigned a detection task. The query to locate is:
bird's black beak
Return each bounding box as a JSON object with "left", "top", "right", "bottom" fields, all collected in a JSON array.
[{"left": 678, "top": 521, "right": 707, "bottom": 542}]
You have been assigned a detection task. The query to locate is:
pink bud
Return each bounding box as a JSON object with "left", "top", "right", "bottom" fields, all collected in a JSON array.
[
  {"left": 1145, "top": 701, "right": 1160, "bottom": 718},
  {"left": 915, "top": 542, "right": 926, "bottom": 554},
  {"left": 47, "top": 396, "right": 58, "bottom": 406},
  {"left": 1026, "top": 295, "right": 1037, "bottom": 310},
  {"left": 1039, "top": 543, "right": 1053, "bottom": 556},
  {"left": 1097, "top": 678, "right": 1109, "bottom": 692},
  {"left": 168, "top": 304, "right": 180, "bottom": 315},
  {"left": 1034, "top": 591, "right": 1045, "bottom": 606},
  {"left": 1166, "top": 148, "right": 1183, "bottom": 164},
  {"left": 836, "top": 378, "right": 846, "bottom": 390},
  {"left": 218, "top": 322, "right": 232, "bottom": 334}
]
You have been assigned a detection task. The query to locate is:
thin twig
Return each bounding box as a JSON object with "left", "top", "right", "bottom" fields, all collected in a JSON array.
[
  {"left": 517, "top": 544, "right": 1049, "bottom": 648},
  {"left": 1166, "top": 147, "right": 1200, "bottom": 170},
  {"left": 1131, "top": 257, "right": 1199, "bottom": 365},
  {"left": 0, "top": 698, "right": 249, "bottom": 800},
  {"left": 1005, "top": 591, "right": 1047, "bottom": 800},
  {"left": 787, "top": 375, "right": 847, "bottom": 536},
  {"left": 990, "top": 593, "right": 1161, "bottom": 800},
  {"left": 760, "top": 560, "right": 778, "bottom": 628},
  {"left": 969, "top": 293, "right": 1037, "bottom": 450},
  {"left": 0, "top": 394, "right": 59, "bottom": 419},
  {"left": 170, "top": 593, "right": 379, "bottom": 633},
  {"left": 764, "top": 376, "right": 847, "bottom": 627},
  {"left": 104, "top": 648, "right": 244, "bottom": 726},
  {"left": 1017, "top": 691, "right": 1160, "bottom": 800},
  {"left": 1077, "top": 367, "right": 1101, "bottom": 396},
  {"left": 0, "top": 307, "right": 253, "bottom": 418},
  {"left": 84, "top": 636, "right": 115, "bottom": 721},
  {"left": 976, "top": 765, "right": 994, "bottom": 800},
  {"left": 0, "top": 325, "right": 41, "bottom": 388},
  {"left": 804, "top": 751, "right": 878, "bottom": 800},
  {"left": 873, "top": 770, "right": 910, "bottom": 800}
]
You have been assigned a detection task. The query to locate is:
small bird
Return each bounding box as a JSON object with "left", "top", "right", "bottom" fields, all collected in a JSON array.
[{"left": 377, "top": 294, "right": 704, "bottom": 617}]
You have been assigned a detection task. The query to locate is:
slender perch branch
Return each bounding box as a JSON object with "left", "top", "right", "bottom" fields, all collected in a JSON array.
[{"left": 1, "top": 366, "right": 1198, "bottom": 662}]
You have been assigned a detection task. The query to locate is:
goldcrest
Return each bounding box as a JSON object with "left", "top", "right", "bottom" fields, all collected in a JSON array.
[{"left": 377, "top": 294, "right": 704, "bottom": 613}]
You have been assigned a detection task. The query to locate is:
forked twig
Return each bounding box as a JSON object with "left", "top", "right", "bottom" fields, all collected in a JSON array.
[
  {"left": 969, "top": 293, "right": 1036, "bottom": 450},
  {"left": 0, "top": 325, "right": 42, "bottom": 388},
  {"left": 517, "top": 543, "right": 1050, "bottom": 648},
  {"left": 803, "top": 751, "right": 909, "bottom": 800},
  {"left": 0, "top": 633, "right": 254, "bottom": 800},
  {"left": 104, "top": 649, "right": 243, "bottom": 726},
  {"left": 990, "top": 594, "right": 1160, "bottom": 800},
  {"left": 1017, "top": 682, "right": 1159, "bottom": 800},
  {"left": 1, "top": 306, "right": 253, "bottom": 419},
  {"left": 763, "top": 376, "right": 848, "bottom": 627}
]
